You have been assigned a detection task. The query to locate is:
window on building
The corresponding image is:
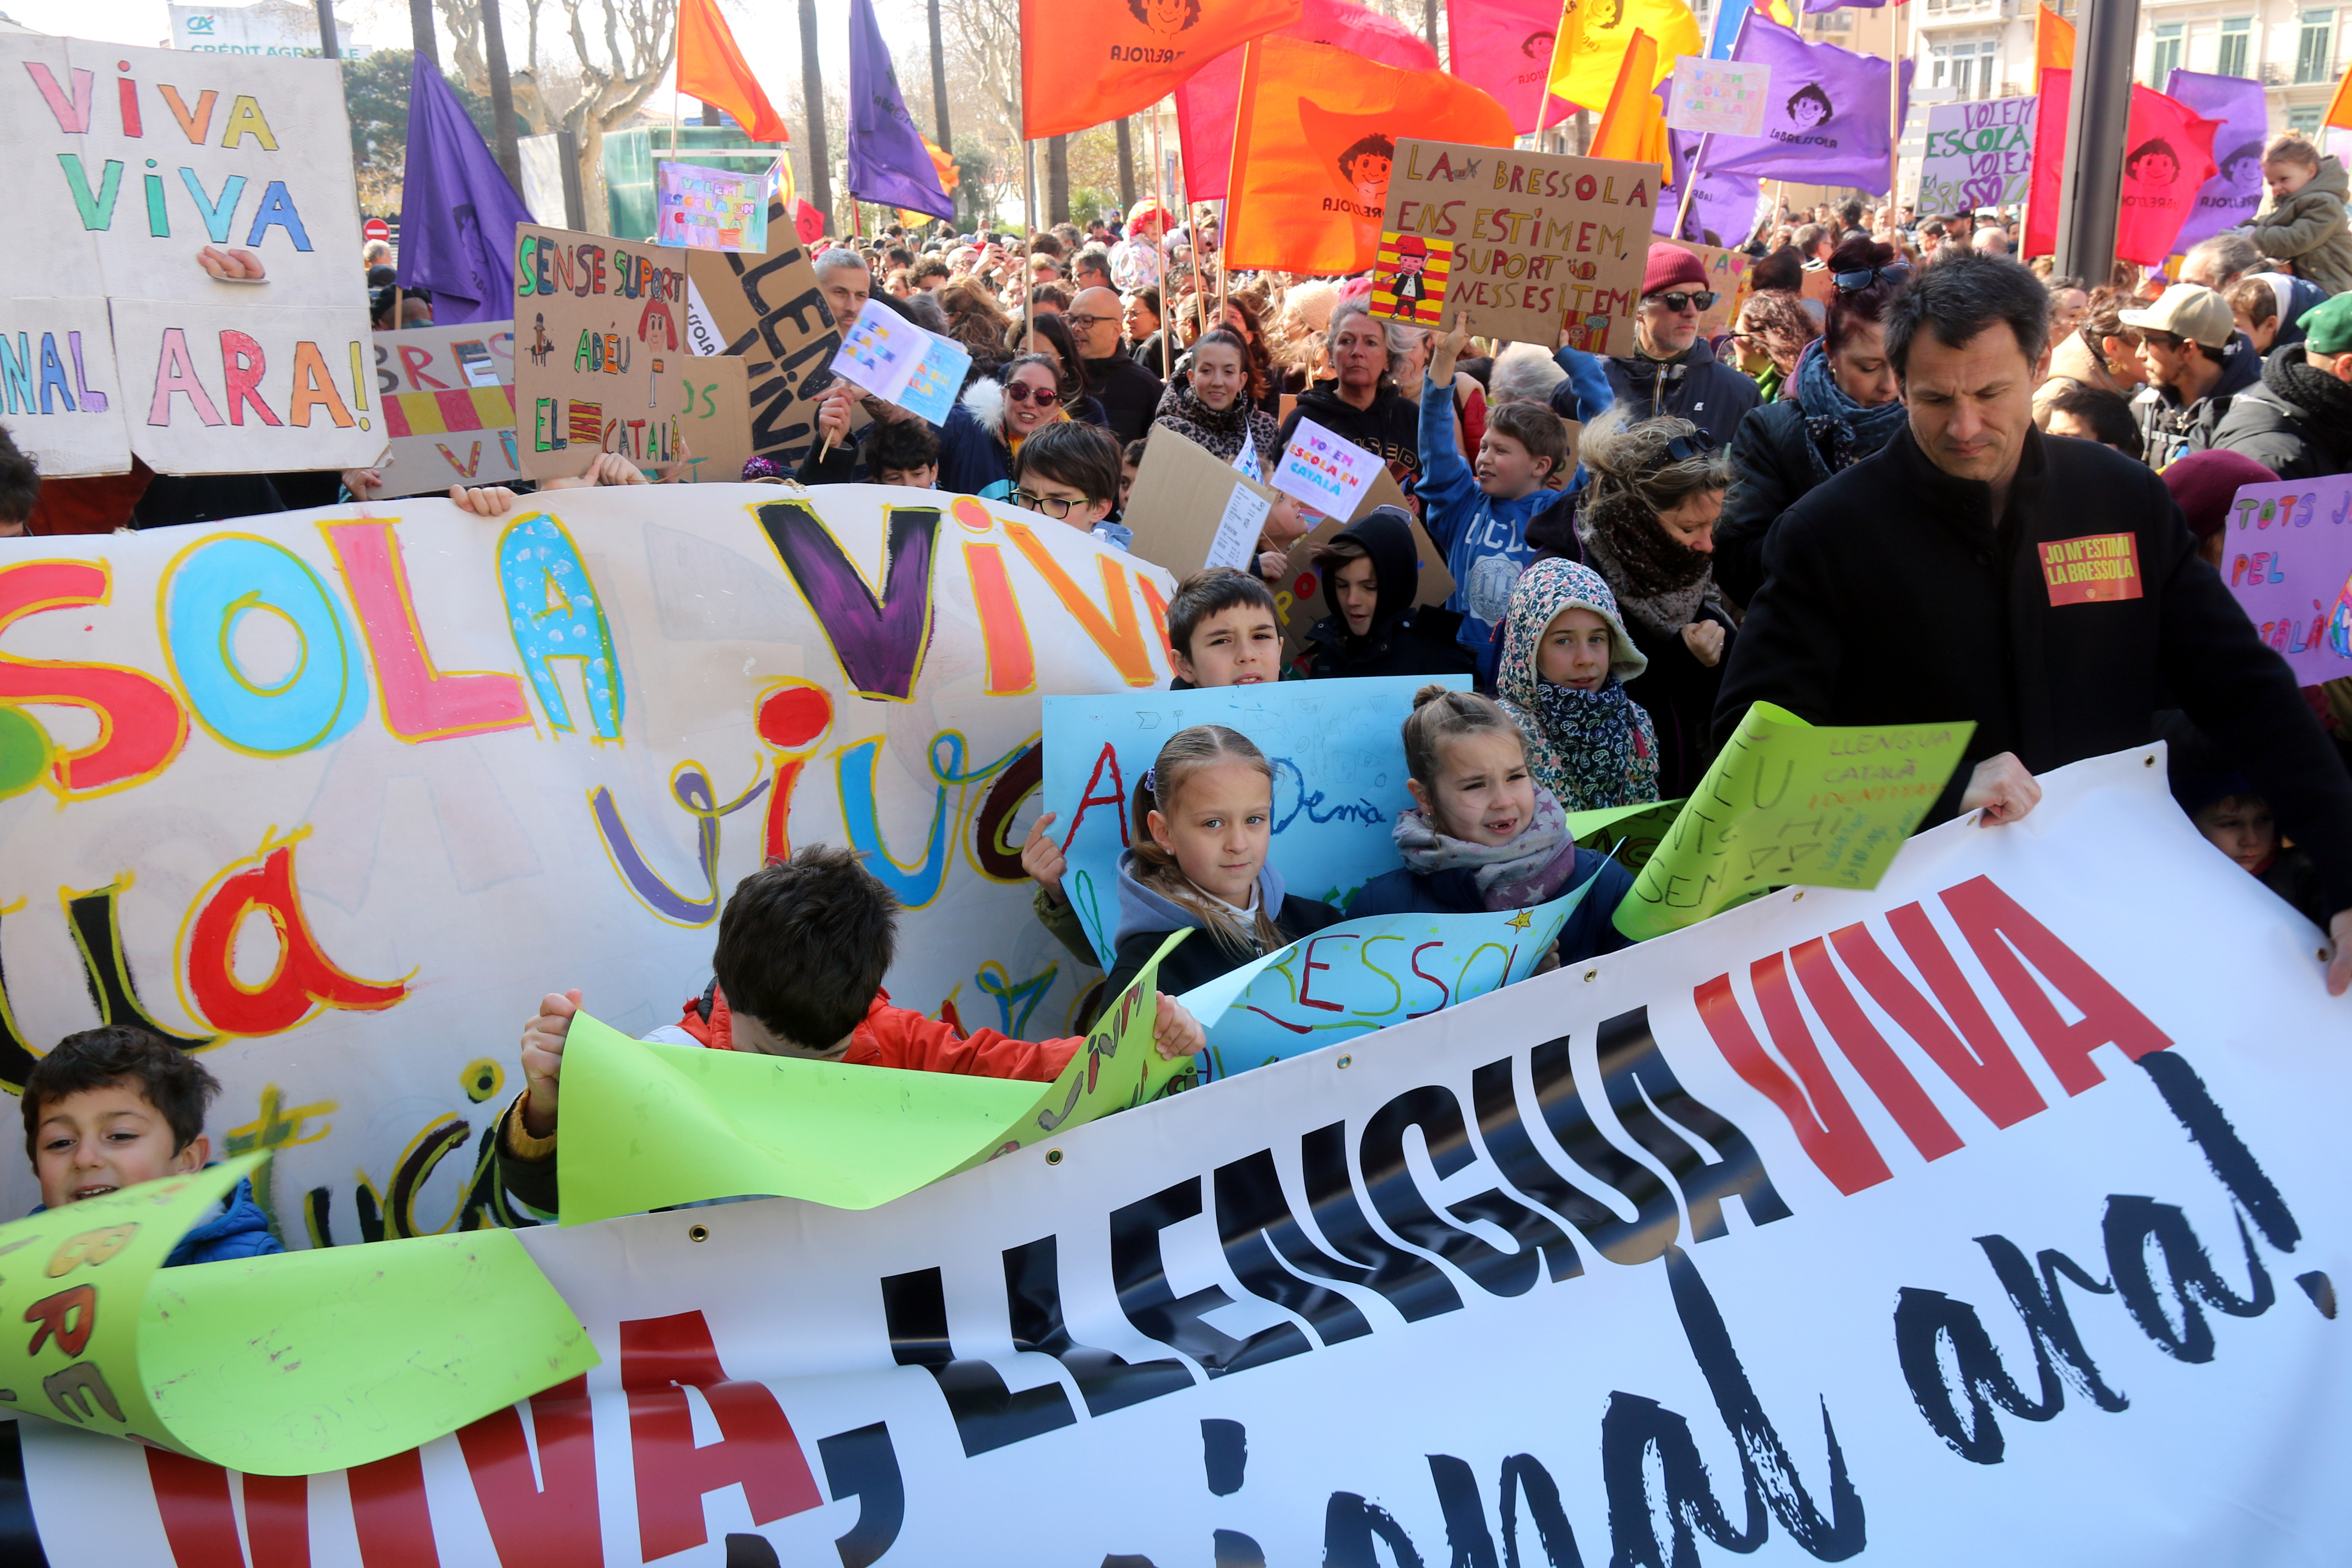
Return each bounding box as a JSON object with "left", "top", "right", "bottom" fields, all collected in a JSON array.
[
  {"left": 2149, "top": 23, "right": 2185, "bottom": 85},
  {"left": 2218, "top": 15, "right": 2252, "bottom": 78},
  {"left": 2297, "top": 8, "right": 2334, "bottom": 83},
  {"left": 1930, "top": 39, "right": 1997, "bottom": 99},
  {"left": 2291, "top": 106, "right": 2324, "bottom": 135}
]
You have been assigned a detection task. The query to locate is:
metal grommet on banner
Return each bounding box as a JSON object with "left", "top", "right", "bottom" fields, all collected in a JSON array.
[
  {"left": 1792, "top": 891, "right": 1805, "bottom": 902},
  {"left": 1336, "top": 1055, "right": 1352, "bottom": 1069},
  {"left": 688, "top": 1224, "right": 709, "bottom": 1243},
  {"left": 1045, "top": 1148, "right": 1064, "bottom": 1166},
  {"left": 1583, "top": 970, "right": 1597, "bottom": 982},
  {"left": 2145, "top": 754, "right": 2158, "bottom": 767}
]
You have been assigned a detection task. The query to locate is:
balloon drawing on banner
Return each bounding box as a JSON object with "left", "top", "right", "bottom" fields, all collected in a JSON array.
[
  {"left": 17, "top": 749, "right": 2352, "bottom": 1568},
  {"left": 2221, "top": 475, "right": 2352, "bottom": 681},
  {"left": 0, "top": 484, "right": 1175, "bottom": 1244},
  {"left": 1037, "top": 676, "right": 1468, "bottom": 970},
  {"left": 0, "top": 34, "right": 378, "bottom": 475},
  {"left": 369, "top": 320, "right": 522, "bottom": 496},
  {"left": 1918, "top": 96, "right": 2036, "bottom": 215}
]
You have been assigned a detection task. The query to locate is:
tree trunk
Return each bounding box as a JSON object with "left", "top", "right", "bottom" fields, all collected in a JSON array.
[
  {"left": 479, "top": 0, "right": 523, "bottom": 190},
  {"left": 1047, "top": 134, "right": 1069, "bottom": 226},
  {"left": 1423, "top": 0, "right": 1438, "bottom": 56},
  {"left": 409, "top": 0, "right": 438, "bottom": 64},
  {"left": 799, "top": 0, "right": 834, "bottom": 232},
  {"left": 927, "top": 0, "right": 951, "bottom": 149},
  {"left": 1115, "top": 117, "right": 1135, "bottom": 213}
]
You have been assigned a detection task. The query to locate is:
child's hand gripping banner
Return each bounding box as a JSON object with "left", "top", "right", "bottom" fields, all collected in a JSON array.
[
  {"left": 1615, "top": 701, "right": 1974, "bottom": 940},
  {"left": 0, "top": 1154, "right": 595, "bottom": 1475},
  {"left": 1180, "top": 880, "right": 1594, "bottom": 1081},
  {"left": 552, "top": 932, "right": 1196, "bottom": 1222}
]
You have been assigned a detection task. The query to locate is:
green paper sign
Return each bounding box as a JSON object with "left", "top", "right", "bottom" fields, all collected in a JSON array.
[
  {"left": 1613, "top": 703, "right": 1975, "bottom": 941},
  {"left": 0, "top": 1154, "right": 598, "bottom": 1476},
  {"left": 556, "top": 930, "right": 1195, "bottom": 1223},
  {"left": 1566, "top": 797, "right": 1687, "bottom": 873}
]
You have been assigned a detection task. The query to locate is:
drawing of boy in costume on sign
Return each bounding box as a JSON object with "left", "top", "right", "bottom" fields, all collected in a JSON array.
[
  {"left": 1384, "top": 235, "right": 1432, "bottom": 305},
  {"left": 1338, "top": 134, "right": 1396, "bottom": 213}
]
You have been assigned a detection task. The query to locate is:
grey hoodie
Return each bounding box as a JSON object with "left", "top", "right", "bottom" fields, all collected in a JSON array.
[
  {"left": 2247, "top": 156, "right": 2352, "bottom": 297},
  {"left": 1110, "top": 850, "right": 1289, "bottom": 953}
]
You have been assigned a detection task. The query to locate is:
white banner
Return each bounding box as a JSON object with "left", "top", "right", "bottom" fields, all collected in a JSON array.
[{"left": 13, "top": 748, "right": 2350, "bottom": 1565}]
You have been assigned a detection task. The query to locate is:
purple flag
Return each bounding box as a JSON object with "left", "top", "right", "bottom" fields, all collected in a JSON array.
[
  {"left": 847, "top": 0, "right": 954, "bottom": 221},
  {"left": 2166, "top": 69, "right": 2269, "bottom": 255},
  {"left": 1803, "top": 0, "right": 1888, "bottom": 12},
  {"left": 1655, "top": 80, "right": 1765, "bottom": 247},
  {"left": 1698, "top": 14, "right": 1914, "bottom": 192},
  {"left": 395, "top": 56, "right": 534, "bottom": 324}
]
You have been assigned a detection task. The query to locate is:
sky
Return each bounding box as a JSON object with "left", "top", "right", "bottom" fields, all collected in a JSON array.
[{"left": 0, "top": 0, "right": 904, "bottom": 113}]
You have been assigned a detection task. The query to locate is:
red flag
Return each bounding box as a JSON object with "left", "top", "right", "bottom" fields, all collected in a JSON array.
[
  {"left": 1021, "top": 0, "right": 1305, "bottom": 140},
  {"left": 2116, "top": 85, "right": 2222, "bottom": 265},
  {"left": 1177, "top": 0, "right": 1436, "bottom": 201},
  {"left": 676, "top": 0, "right": 788, "bottom": 143},
  {"left": 2024, "top": 68, "right": 2068, "bottom": 258},
  {"left": 1445, "top": 0, "right": 1572, "bottom": 136}
]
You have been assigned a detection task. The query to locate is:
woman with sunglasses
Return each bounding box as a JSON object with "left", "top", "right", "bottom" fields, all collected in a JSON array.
[
  {"left": 1599, "top": 244, "right": 1762, "bottom": 448},
  {"left": 1713, "top": 236, "right": 1914, "bottom": 610},
  {"left": 938, "top": 353, "right": 1077, "bottom": 500},
  {"left": 1006, "top": 313, "right": 1110, "bottom": 432}
]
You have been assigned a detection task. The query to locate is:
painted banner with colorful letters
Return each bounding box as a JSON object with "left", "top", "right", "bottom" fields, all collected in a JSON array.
[{"left": 10, "top": 748, "right": 2351, "bottom": 1565}]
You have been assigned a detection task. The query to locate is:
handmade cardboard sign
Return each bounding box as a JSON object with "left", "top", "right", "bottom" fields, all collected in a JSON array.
[
  {"left": 512, "top": 224, "right": 690, "bottom": 481},
  {"left": 2, "top": 34, "right": 376, "bottom": 473},
  {"left": 1179, "top": 882, "right": 1593, "bottom": 1081},
  {"left": 1663, "top": 239, "right": 1757, "bottom": 339},
  {"left": 368, "top": 320, "right": 521, "bottom": 497},
  {"left": 670, "top": 353, "right": 755, "bottom": 482},
  {"left": 0, "top": 297, "right": 129, "bottom": 476},
  {"left": 1615, "top": 702, "right": 1975, "bottom": 939},
  {"left": 1667, "top": 58, "right": 1774, "bottom": 138},
  {"left": 682, "top": 199, "right": 847, "bottom": 469},
  {"left": 827, "top": 311, "right": 972, "bottom": 426},
  {"left": 2221, "top": 476, "right": 2352, "bottom": 684},
  {"left": 1038, "top": 676, "right": 1468, "bottom": 967},
  {"left": 1919, "top": 96, "right": 2036, "bottom": 214},
  {"left": 655, "top": 159, "right": 772, "bottom": 252},
  {"left": 1122, "top": 424, "right": 1290, "bottom": 580},
  {"left": 1372, "top": 138, "right": 1655, "bottom": 353},
  {"left": 1272, "top": 415, "right": 1386, "bottom": 516}
]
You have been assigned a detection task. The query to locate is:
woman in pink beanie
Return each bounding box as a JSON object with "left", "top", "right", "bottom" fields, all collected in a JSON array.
[{"left": 2160, "top": 448, "right": 2275, "bottom": 569}]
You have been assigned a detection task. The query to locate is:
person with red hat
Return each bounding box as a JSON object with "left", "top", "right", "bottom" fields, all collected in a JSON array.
[
  {"left": 1554, "top": 242, "right": 1760, "bottom": 449},
  {"left": 1112, "top": 201, "right": 1170, "bottom": 294},
  {"left": 1382, "top": 234, "right": 1432, "bottom": 307}
]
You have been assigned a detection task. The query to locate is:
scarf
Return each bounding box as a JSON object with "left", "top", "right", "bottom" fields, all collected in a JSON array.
[
  {"left": 1152, "top": 380, "right": 1266, "bottom": 464},
  {"left": 2263, "top": 344, "right": 2352, "bottom": 438},
  {"left": 1794, "top": 338, "right": 1910, "bottom": 484},
  {"left": 1527, "top": 676, "right": 1654, "bottom": 812},
  {"left": 1577, "top": 488, "right": 1713, "bottom": 638},
  {"left": 1392, "top": 791, "right": 1581, "bottom": 911}
]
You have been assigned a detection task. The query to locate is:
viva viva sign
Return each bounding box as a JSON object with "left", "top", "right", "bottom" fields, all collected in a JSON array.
[{"left": 1918, "top": 96, "right": 2036, "bottom": 214}]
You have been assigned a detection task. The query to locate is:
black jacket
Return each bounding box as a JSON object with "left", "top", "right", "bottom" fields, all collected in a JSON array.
[
  {"left": 1101, "top": 895, "right": 1346, "bottom": 1006},
  {"left": 2206, "top": 342, "right": 2352, "bottom": 480},
  {"left": 1554, "top": 336, "right": 1760, "bottom": 447},
  {"left": 1302, "top": 508, "right": 1476, "bottom": 680},
  {"left": 1084, "top": 351, "right": 1167, "bottom": 447},
  {"left": 1277, "top": 383, "right": 1423, "bottom": 492},
  {"left": 1714, "top": 400, "right": 1817, "bottom": 608},
  {"left": 2133, "top": 331, "right": 2262, "bottom": 468},
  {"left": 1715, "top": 424, "right": 2352, "bottom": 916}
]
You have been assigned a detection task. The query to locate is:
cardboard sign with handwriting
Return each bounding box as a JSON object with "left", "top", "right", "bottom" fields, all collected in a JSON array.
[
  {"left": 1124, "top": 425, "right": 1290, "bottom": 580},
  {"left": 369, "top": 320, "right": 521, "bottom": 497},
  {"left": 513, "top": 225, "right": 690, "bottom": 481},
  {"left": 669, "top": 355, "right": 755, "bottom": 482},
  {"left": 684, "top": 197, "right": 850, "bottom": 471},
  {"left": 1371, "top": 139, "right": 1655, "bottom": 354}
]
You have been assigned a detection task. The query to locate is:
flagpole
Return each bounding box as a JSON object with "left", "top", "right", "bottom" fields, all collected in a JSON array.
[
  {"left": 1535, "top": 2, "right": 1572, "bottom": 147},
  {"left": 1024, "top": 139, "right": 1038, "bottom": 343},
  {"left": 1885, "top": 8, "right": 1902, "bottom": 216},
  {"left": 1674, "top": 133, "right": 1710, "bottom": 240},
  {"left": 1151, "top": 104, "right": 1172, "bottom": 356}
]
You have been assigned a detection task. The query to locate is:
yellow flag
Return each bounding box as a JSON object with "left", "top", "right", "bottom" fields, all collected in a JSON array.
[{"left": 1551, "top": 0, "right": 1700, "bottom": 116}]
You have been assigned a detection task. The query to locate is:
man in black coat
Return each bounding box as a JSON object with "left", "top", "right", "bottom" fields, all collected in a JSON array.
[
  {"left": 1068, "top": 285, "right": 1165, "bottom": 446},
  {"left": 1548, "top": 243, "right": 1760, "bottom": 447},
  {"left": 2208, "top": 291, "right": 2352, "bottom": 479},
  {"left": 1717, "top": 252, "right": 2352, "bottom": 995}
]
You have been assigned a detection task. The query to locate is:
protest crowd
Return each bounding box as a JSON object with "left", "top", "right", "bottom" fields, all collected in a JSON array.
[{"left": 2, "top": 0, "right": 2351, "bottom": 1549}]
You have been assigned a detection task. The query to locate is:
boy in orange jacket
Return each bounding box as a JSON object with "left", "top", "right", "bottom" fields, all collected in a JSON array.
[{"left": 498, "top": 844, "right": 1203, "bottom": 1214}]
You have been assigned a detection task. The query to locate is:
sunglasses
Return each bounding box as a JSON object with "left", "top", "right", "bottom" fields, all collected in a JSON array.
[
  {"left": 1004, "top": 382, "right": 1061, "bottom": 406},
  {"left": 1653, "top": 291, "right": 1718, "bottom": 313},
  {"left": 1664, "top": 430, "right": 1719, "bottom": 464},
  {"left": 1832, "top": 262, "right": 1914, "bottom": 293},
  {"left": 1011, "top": 488, "right": 1081, "bottom": 518}
]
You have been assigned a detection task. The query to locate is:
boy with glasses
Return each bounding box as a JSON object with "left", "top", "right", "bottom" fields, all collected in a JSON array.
[{"left": 1011, "top": 422, "right": 1130, "bottom": 551}]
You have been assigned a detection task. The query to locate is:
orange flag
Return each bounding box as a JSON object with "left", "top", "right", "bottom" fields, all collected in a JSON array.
[
  {"left": 2034, "top": 4, "right": 2075, "bottom": 85},
  {"left": 1223, "top": 36, "right": 1515, "bottom": 276},
  {"left": 2328, "top": 64, "right": 2352, "bottom": 129},
  {"left": 677, "top": 0, "right": 789, "bottom": 142},
  {"left": 900, "top": 138, "right": 961, "bottom": 227},
  {"left": 1020, "top": 0, "right": 1305, "bottom": 141},
  {"left": 1588, "top": 30, "right": 1668, "bottom": 186}
]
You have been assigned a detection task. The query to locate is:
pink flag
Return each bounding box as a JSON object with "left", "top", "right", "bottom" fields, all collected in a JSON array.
[
  {"left": 1445, "top": 0, "right": 1572, "bottom": 136},
  {"left": 1176, "top": 0, "right": 1437, "bottom": 200},
  {"left": 2024, "top": 68, "right": 2068, "bottom": 258}
]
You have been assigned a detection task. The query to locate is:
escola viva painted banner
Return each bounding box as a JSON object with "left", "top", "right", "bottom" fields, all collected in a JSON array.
[{"left": 10, "top": 748, "right": 2351, "bottom": 1563}]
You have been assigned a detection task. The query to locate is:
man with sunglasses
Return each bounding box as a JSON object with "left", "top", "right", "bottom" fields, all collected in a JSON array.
[{"left": 1551, "top": 243, "right": 1760, "bottom": 448}]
